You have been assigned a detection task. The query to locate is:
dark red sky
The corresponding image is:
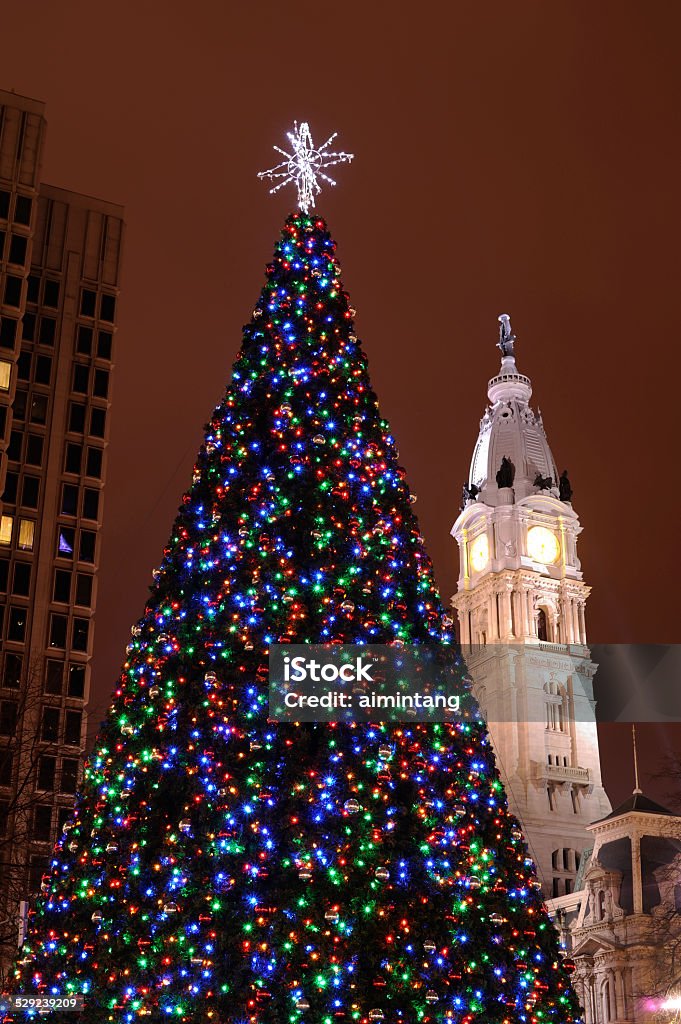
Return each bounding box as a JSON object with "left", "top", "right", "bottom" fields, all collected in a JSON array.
[{"left": 3, "top": 1, "right": 680, "bottom": 806}]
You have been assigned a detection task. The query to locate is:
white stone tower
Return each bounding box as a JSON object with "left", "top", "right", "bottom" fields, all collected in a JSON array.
[{"left": 450, "top": 315, "right": 611, "bottom": 897}]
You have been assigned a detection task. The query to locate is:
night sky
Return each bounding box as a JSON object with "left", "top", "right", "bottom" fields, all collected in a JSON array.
[{"left": 2, "top": 1, "right": 680, "bottom": 807}]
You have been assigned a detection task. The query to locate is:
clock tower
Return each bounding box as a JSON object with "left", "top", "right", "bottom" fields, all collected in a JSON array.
[{"left": 450, "top": 315, "right": 611, "bottom": 897}]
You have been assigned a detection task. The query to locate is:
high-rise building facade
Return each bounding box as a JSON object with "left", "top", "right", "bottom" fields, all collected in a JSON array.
[
  {"left": 450, "top": 315, "right": 610, "bottom": 897},
  {"left": 0, "top": 88, "right": 124, "bottom": 974}
]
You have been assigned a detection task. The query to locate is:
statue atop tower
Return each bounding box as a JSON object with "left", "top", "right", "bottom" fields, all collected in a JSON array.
[{"left": 497, "top": 312, "right": 516, "bottom": 357}]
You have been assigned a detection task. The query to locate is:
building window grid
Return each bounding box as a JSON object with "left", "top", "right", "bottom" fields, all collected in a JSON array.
[{"left": 0, "top": 201, "right": 115, "bottom": 869}]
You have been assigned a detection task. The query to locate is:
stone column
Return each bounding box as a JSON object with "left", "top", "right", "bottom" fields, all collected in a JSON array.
[
  {"left": 459, "top": 610, "right": 467, "bottom": 648},
  {"left": 515, "top": 589, "right": 526, "bottom": 637},
  {"left": 501, "top": 586, "right": 513, "bottom": 639},
  {"left": 632, "top": 830, "right": 643, "bottom": 915},
  {"left": 574, "top": 974, "right": 590, "bottom": 1024},
  {"left": 615, "top": 967, "right": 626, "bottom": 1020},
  {"left": 607, "top": 969, "right": 619, "bottom": 1021},
  {"left": 600, "top": 974, "right": 609, "bottom": 1023},
  {"left": 578, "top": 602, "right": 586, "bottom": 644},
  {"left": 526, "top": 591, "right": 534, "bottom": 637},
  {"left": 487, "top": 594, "right": 496, "bottom": 641}
]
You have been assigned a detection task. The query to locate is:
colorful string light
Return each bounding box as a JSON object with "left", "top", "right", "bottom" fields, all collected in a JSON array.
[{"left": 8, "top": 212, "right": 580, "bottom": 1024}]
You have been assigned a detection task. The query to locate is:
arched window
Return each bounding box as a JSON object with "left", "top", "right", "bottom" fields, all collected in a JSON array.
[
  {"left": 597, "top": 890, "right": 606, "bottom": 921},
  {"left": 537, "top": 608, "right": 548, "bottom": 641},
  {"left": 544, "top": 681, "right": 565, "bottom": 732}
]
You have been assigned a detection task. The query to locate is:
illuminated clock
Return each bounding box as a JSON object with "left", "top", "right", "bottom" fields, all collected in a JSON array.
[
  {"left": 469, "top": 533, "right": 489, "bottom": 572},
  {"left": 527, "top": 526, "right": 560, "bottom": 564}
]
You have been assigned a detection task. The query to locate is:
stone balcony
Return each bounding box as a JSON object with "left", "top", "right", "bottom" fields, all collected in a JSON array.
[{"left": 538, "top": 763, "right": 591, "bottom": 785}]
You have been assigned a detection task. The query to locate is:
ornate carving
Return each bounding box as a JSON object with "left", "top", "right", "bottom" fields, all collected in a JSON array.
[
  {"left": 461, "top": 482, "right": 479, "bottom": 508},
  {"left": 479, "top": 408, "right": 492, "bottom": 433}
]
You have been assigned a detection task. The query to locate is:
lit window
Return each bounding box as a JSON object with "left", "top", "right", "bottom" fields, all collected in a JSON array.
[
  {"left": 0, "top": 360, "right": 10, "bottom": 391},
  {"left": 18, "top": 519, "right": 35, "bottom": 551},
  {"left": 57, "top": 527, "right": 74, "bottom": 557},
  {"left": 0, "top": 515, "right": 13, "bottom": 546}
]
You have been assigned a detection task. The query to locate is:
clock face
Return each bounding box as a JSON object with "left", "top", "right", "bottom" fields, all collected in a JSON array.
[
  {"left": 527, "top": 525, "right": 560, "bottom": 565},
  {"left": 469, "top": 533, "right": 489, "bottom": 573}
]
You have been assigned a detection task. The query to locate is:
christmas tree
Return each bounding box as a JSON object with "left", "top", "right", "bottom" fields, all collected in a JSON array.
[{"left": 9, "top": 126, "right": 580, "bottom": 1024}]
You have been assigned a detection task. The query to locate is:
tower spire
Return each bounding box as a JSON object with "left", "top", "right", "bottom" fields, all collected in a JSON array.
[
  {"left": 632, "top": 723, "right": 643, "bottom": 795},
  {"left": 487, "top": 312, "right": 532, "bottom": 405}
]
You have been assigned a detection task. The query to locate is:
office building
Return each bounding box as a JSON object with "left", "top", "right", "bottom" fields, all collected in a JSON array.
[{"left": 0, "top": 88, "right": 124, "bottom": 974}]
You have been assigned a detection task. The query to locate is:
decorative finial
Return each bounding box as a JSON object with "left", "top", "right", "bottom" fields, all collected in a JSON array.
[
  {"left": 632, "top": 723, "right": 642, "bottom": 795},
  {"left": 497, "top": 313, "right": 516, "bottom": 358},
  {"left": 257, "top": 122, "right": 354, "bottom": 214}
]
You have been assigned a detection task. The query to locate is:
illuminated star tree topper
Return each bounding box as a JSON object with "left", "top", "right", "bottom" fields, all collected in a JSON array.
[{"left": 258, "top": 121, "right": 353, "bottom": 213}]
